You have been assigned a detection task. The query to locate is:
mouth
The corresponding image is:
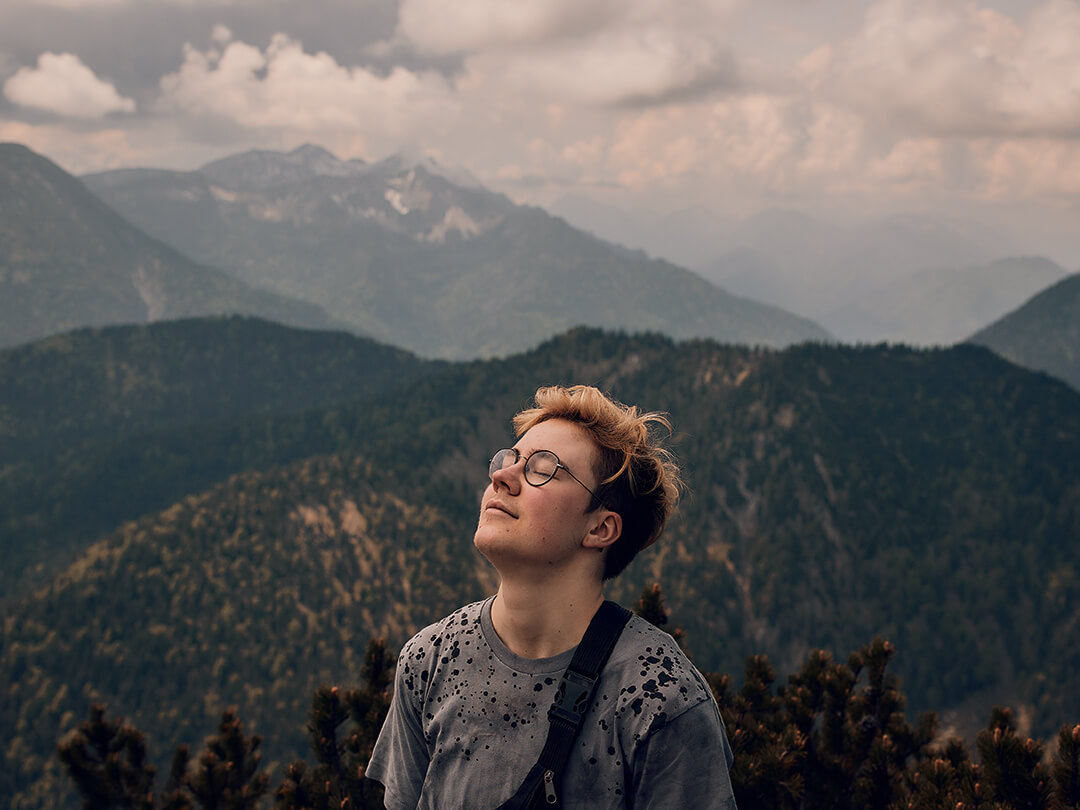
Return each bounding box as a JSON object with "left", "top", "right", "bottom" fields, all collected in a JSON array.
[{"left": 485, "top": 501, "right": 518, "bottom": 519}]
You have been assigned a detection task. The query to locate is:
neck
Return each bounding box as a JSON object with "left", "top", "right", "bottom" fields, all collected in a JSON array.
[{"left": 491, "top": 575, "right": 605, "bottom": 659}]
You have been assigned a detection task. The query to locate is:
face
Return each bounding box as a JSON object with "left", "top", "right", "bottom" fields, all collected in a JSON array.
[{"left": 474, "top": 418, "right": 607, "bottom": 574}]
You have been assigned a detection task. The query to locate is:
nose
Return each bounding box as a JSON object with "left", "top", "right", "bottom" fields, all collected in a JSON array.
[{"left": 490, "top": 456, "right": 524, "bottom": 494}]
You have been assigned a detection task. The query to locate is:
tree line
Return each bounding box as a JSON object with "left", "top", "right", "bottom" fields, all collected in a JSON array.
[{"left": 57, "top": 586, "right": 1080, "bottom": 810}]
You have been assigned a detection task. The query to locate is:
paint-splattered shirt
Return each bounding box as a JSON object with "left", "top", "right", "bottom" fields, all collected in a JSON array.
[{"left": 367, "top": 597, "right": 737, "bottom": 809}]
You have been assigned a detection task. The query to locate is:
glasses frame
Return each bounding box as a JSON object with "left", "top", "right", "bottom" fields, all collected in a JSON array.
[{"left": 488, "top": 447, "right": 607, "bottom": 508}]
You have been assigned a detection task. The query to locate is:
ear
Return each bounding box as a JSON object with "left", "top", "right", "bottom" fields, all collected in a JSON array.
[{"left": 583, "top": 510, "right": 622, "bottom": 550}]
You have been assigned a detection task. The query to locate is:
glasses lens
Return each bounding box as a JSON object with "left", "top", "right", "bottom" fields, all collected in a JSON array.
[
  {"left": 524, "top": 450, "right": 559, "bottom": 486},
  {"left": 488, "top": 448, "right": 517, "bottom": 480}
]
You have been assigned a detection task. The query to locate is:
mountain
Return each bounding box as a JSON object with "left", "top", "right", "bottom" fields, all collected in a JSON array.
[
  {"left": 82, "top": 145, "right": 830, "bottom": 359},
  {"left": 546, "top": 194, "right": 731, "bottom": 270},
  {"left": 816, "top": 256, "right": 1072, "bottom": 345},
  {"left": 0, "top": 143, "right": 342, "bottom": 349},
  {"left": 0, "top": 315, "right": 436, "bottom": 461},
  {"left": 0, "top": 454, "right": 498, "bottom": 809},
  {"left": 967, "top": 272, "right": 1080, "bottom": 390},
  {"left": 3, "top": 328, "right": 1080, "bottom": 810},
  {"left": 695, "top": 210, "right": 1011, "bottom": 334},
  {"left": 548, "top": 197, "right": 1022, "bottom": 334},
  {"left": 0, "top": 316, "right": 440, "bottom": 598}
]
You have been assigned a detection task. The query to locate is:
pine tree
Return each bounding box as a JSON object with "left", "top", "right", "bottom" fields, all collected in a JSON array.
[
  {"left": 57, "top": 704, "right": 159, "bottom": 810},
  {"left": 186, "top": 709, "right": 268, "bottom": 810},
  {"left": 713, "top": 638, "right": 936, "bottom": 810},
  {"left": 976, "top": 707, "right": 1052, "bottom": 809},
  {"left": 904, "top": 739, "right": 983, "bottom": 810},
  {"left": 274, "top": 638, "right": 394, "bottom": 810},
  {"left": 634, "top": 583, "right": 686, "bottom": 649},
  {"left": 57, "top": 625, "right": 1080, "bottom": 810},
  {"left": 1051, "top": 724, "right": 1080, "bottom": 810},
  {"left": 711, "top": 655, "right": 805, "bottom": 810},
  {"left": 57, "top": 706, "right": 265, "bottom": 810}
]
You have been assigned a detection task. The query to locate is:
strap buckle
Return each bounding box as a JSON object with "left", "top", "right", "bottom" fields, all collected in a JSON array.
[{"left": 548, "top": 668, "right": 596, "bottom": 726}]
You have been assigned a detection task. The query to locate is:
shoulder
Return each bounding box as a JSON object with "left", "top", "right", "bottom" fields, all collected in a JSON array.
[
  {"left": 395, "top": 599, "right": 489, "bottom": 699},
  {"left": 604, "top": 614, "right": 716, "bottom": 730}
]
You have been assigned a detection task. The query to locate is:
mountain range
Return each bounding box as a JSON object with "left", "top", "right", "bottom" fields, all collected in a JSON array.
[
  {"left": 0, "top": 143, "right": 339, "bottom": 350},
  {"left": 2, "top": 320, "right": 1079, "bottom": 809},
  {"left": 6, "top": 139, "right": 1075, "bottom": 385},
  {"left": 696, "top": 226, "right": 1075, "bottom": 345},
  {"left": 550, "top": 196, "right": 1076, "bottom": 346},
  {"left": 821, "top": 256, "right": 1072, "bottom": 345},
  {"left": 81, "top": 144, "right": 830, "bottom": 359},
  {"left": 3, "top": 133, "right": 1080, "bottom": 810}
]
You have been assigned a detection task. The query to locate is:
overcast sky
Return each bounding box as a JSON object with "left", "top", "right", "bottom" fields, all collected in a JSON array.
[{"left": 2, "top": 0, "right": 1079, "bottom": 263}]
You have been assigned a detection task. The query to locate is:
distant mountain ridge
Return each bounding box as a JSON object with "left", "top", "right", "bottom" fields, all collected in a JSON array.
[
  {"left": 83, "top": 144, "right": 830, "bottom": 359},
  {"left": 968, "top": 272, "right": 1080, "bottom": 390},
  {"left": 820, "top": 256, "right": 1072, "bottom": 345},
  {"left": 0, "top": 143, "right": 342, "bottom": 349},
  {"left": 550, "top": 196, "right": 1066, "bottom": 344}
]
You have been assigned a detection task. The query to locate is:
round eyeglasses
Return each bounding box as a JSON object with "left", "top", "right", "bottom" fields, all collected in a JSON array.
[{"left": 488, "top": 447, "right": 605, "bottom": 505}]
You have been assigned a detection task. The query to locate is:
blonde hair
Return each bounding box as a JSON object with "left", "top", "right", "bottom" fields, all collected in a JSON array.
[{"left": 513, "top": 385, "right": 683, "bottom": 579}]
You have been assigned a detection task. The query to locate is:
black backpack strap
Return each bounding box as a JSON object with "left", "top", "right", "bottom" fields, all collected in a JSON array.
[{"left": 496, "top": 600, "right": 632, "bottom": 809}]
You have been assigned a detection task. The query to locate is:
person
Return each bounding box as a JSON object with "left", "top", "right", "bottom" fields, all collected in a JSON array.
[{"left": 366, "top": 384, "right": 737, "bottom": 809}]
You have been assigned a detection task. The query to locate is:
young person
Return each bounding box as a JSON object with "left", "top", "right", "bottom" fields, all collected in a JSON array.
[{"left": 367, "top": 385, "right": 737, "bottom": 809}]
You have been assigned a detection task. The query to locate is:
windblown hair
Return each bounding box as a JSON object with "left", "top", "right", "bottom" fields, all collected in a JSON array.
[{"left": 513, "top": 384, "right": 684, "bottom": 579}]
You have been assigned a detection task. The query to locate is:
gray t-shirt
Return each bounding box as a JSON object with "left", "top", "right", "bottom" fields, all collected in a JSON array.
[{"left": 367, "top": 597, "right": 737, "bottom": 809}]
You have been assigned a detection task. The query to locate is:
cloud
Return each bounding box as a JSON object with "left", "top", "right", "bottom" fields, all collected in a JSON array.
[
  {"left": 817, "top": 0, "right": 1080, "bottom": 139},
  {"left": 396, "top": 0, "right": 624, "bottom": 55},
  {"left": 3, "top": 52, "right": 135, "bottom": 118},
  {"left": 462, "top": 28, "right": 738, "bottom": 108},
  {"left": 158, "top": 33, "right": 455, "bottom": 149},
  {"left": 0, "top": 120, "right": 135, "bottom": 173},
  {"left": 5, "top": 0, "right": 1079, "bottom": 224},
  {"left": 392, "top": 0, "right": 739, "bottom": 108},
  {"left": 976, "top": 138, "right": 1080, "bottom": 199}
]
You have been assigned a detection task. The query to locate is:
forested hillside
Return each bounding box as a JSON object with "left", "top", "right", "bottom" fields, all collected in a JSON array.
[
  {"left": 1, "top": 455, "right": 495, "bottom": 808},
  {"left": 2, "top": 326, "right": 1079, "bottom": 809},
  {"left": 0, "top": 317, "right": 439, "bottom": 597},
  {"left": 0, "top": 316, "right": 436, "bottom": 460}
]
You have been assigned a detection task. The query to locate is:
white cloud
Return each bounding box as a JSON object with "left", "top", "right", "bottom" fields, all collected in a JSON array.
[
  {"left": 396, "top": 0, "right": 625, "bottom": 55},
  {"left": 819, "top": 0, "right": 1080, "bottom": 139},
  {"left": 867, "top": 138, "right": 944, "bottom": 189},
  {"left": 976, "top": 138, "right": 1080, "bottom": 198},
  {"left": 3, "top": 52, "right": 135, "bottom": 118},
  {"left": 210, "top": 24, "right": 233, "bottom": 45},
  {"left": 393, "top": 0, "right": 739, "bottom": 108},
  {"left": 461, "top": 28, "right": 736, "bottom": 108},
  {"left": 5, "top": 0, "right": 1079, "bottom": 229},
  {"left": 158, "top": 34, "right": 456, "bottom": 149}
]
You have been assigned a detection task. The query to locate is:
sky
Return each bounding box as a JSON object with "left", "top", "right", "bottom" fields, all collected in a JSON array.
[{"left": 2, "top": 0, "right": 1079, "bottom": 265}]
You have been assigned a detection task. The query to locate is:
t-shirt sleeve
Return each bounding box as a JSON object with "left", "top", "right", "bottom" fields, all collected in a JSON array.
[
  {"left": 365, "top": 647, "right": 430, "bottom": 810},
  {"left": 630, "top": 698, "right": 738, "bottom": 809}
]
